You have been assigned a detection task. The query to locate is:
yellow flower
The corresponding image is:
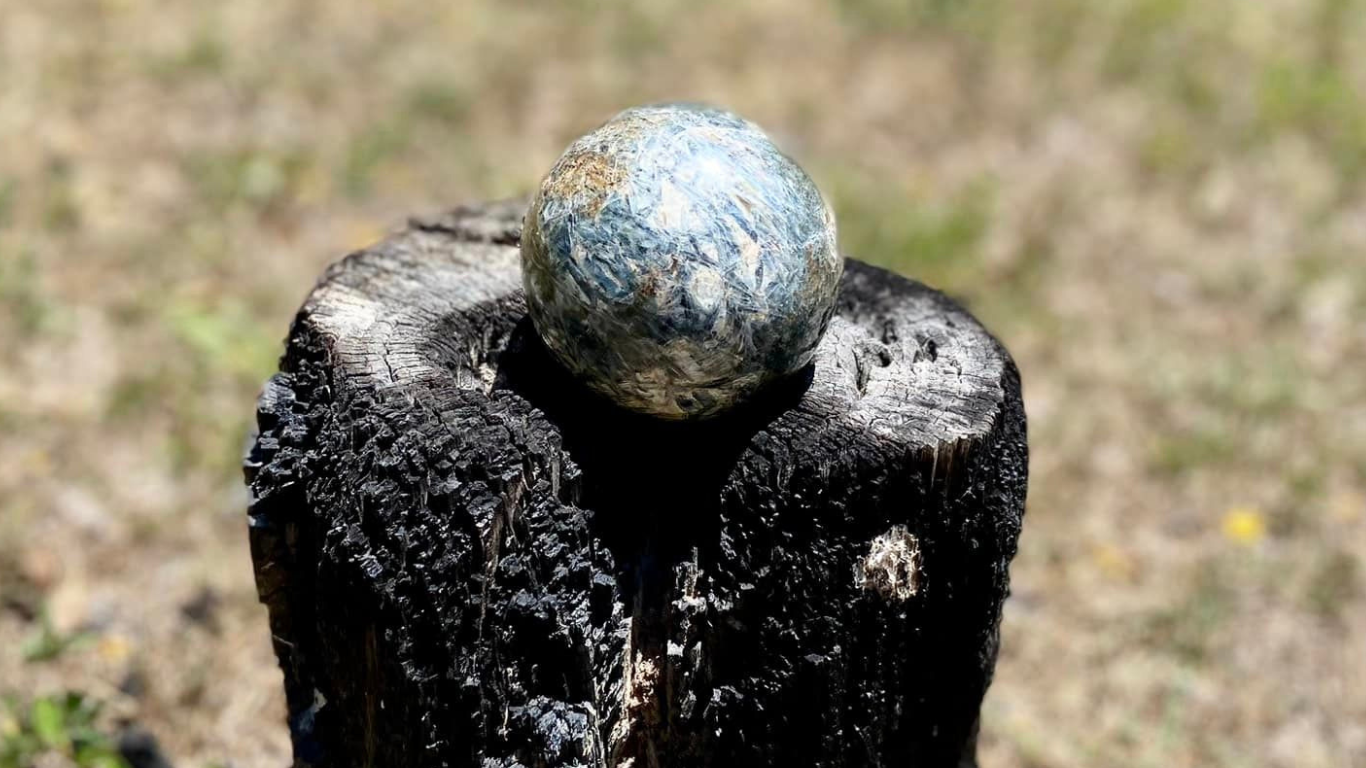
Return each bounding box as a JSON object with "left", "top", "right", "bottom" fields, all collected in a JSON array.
[
  {"left": 1221, "top": 506, "right": 1266, "bottom": 545},
  {"left": 1092, "top": 543, "right": 1136, "bottom": 581},
  {"left": 97, "top": 634, "right": 131, "bottom": 663}
]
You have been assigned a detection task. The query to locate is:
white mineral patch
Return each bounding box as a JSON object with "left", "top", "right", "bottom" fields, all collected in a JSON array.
[{"left": 860, "top": 525, "right": 922, "bottom": 602}]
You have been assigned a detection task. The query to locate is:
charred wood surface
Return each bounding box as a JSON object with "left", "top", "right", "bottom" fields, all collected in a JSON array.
[{"left": 244, "top": 200, "right": 1029, "bottom": 768}]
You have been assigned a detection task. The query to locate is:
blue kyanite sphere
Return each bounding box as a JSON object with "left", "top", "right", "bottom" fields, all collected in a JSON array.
[{"left": 521, "top": 104, "right": 843, "bottom": 419}]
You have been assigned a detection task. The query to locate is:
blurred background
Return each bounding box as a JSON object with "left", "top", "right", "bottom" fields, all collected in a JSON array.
[{"left": 1, "top": 0, "right": 1363, "bottom": 766}]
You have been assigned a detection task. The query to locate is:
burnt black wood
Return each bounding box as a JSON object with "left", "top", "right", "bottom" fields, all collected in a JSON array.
[{"left": 244, "top": 200, "right": 1028, "bottom": 768}]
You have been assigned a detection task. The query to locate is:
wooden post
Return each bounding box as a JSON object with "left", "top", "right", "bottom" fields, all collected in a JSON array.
[{"left": 245, "top": 200, "right": 1028, "bottom": 768}]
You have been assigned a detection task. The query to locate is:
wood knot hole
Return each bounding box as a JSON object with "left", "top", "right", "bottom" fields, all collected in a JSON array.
[{"left": 853, "top": 339, "right": 895, "bottom": 395}]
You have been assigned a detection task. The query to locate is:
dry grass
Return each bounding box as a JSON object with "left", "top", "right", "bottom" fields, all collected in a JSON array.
[{"left": 1, "top": 1, "right": 1363, "bottom": 766}]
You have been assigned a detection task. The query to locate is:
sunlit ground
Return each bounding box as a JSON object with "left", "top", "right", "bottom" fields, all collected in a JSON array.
[{"left": 1, "top": 1, "right": 1364, "bottom": 766}]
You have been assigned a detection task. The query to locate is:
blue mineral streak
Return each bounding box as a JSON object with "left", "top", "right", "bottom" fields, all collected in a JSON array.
[{"left": 522, "top": 103, "right": 843, "bottom": 419}]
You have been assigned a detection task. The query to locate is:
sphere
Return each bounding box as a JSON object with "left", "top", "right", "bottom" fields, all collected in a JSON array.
[{"left": 521, "top": 103, "right": 842, "bottom": 419}]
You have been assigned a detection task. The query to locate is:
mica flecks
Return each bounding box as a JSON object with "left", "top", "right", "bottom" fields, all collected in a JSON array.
[{"left": 521, "top": 103, "right": 843, "bottom": 419}]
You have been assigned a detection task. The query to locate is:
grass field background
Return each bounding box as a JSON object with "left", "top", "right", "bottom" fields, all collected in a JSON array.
[{"left": 1, "top": 1, "right": 1363, "bottom": 765}]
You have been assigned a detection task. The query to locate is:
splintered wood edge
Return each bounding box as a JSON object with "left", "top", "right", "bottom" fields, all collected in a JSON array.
[{"left": 300, "top": 200, "right": 1010, "bottom": 453}]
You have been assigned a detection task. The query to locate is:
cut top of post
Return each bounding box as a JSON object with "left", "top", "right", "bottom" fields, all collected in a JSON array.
[{"left": 302, "top": 201, "right": 1010, "bottom": 462}]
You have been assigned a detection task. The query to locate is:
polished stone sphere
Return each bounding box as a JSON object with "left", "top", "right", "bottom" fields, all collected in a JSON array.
[{"left": 521, "top": 104, "right": 842, "bottom": 419}]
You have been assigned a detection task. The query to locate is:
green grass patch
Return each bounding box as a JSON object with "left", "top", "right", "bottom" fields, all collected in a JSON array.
[
  {"left": 1026, "top": 0, "right": 1090, "bottom": 70},
  {"left": 42, "top": 160, "right": 81, "bottom": 233},
  {"left": 1257, "top": 59, "right": 1366, "bottom": 185},
  {"left": 0, "top": 249, "right": 53, "bottom": 336},
  {"left": 1149, "top": 424, "right": 1240, "bottom": 476},
  {"left": 104, "top": 372, "right": 169, "bottom": 422},
  {"left": 1291, "top": 249, "right": 1340, "bottom": 288},
  {"left": 1141, "top": 559, "right": 1233, "bottom": 664},
  {"left": 339, "top": 120, "right": 414, "bottom": 198},
  {"left": 21, "top": 610, "right": 93, "bottom": 663},
  {"left": 1101, "top": 0, "right": 1192, "bottom": 82},
  {"left": 151, "top": 298, "right": 282, "bottom": 480},
  {"left": 0, "top": 178, "right": 16, "bottom": 228},
  {"left": 164, "top": 299, "right": 281, "bottom": 380},
  {"left": 1309, "top": 0, "right": 1361, "bottom": 67},
  {"left": 145, "top": 29, "right": 228, "bottom": 82},
  {"left": 1097, "top": 0, "right": 1232, "bottom": 125},
  {"left": 826, "top": 170, "right": 993, "bottom": 293},
  {"left": 1305, "top": 549, "right": 1359, "bottom": 623},
  {"left": 406, "top": 80, "right": 473, "bottom": 126},
  {"left": 602, "top": 2, "right": 673, "bottom": 63},
  {"left": 836, "top": 0, "right": 1000, "bottom": 35},
  {"left": 0, "top": 692, "right": 127, "bottom": 768},
  {"left": 183, "top": 147, "right": 313, "bottom": 214},
  {"left": 1200, "top": 352, "right": 1302, "bottom": 419},
  {"left": 1139, "top": 119, "right": 1203, "bottom": 180}
]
